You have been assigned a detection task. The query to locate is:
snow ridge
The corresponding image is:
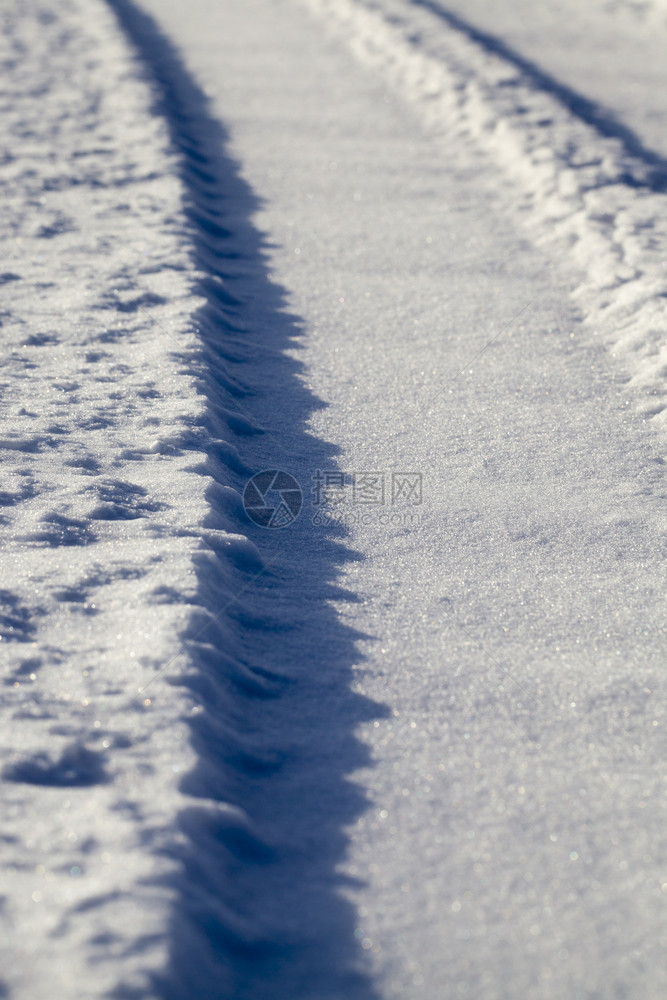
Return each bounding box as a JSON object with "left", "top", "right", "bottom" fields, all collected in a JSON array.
[
  {"left": 0, "top": 0, "right": 208, "bottom": 994},
  {"left": 302, "top": 0, "right": 667, "bottom": 430},
  {"left": 104, "top": 4, "right": 372, "bottom": 999},
  {"left": 1, "top": 0, "right": 379, "bottom": 993},
  {"left": 0, "top": 0, "right": 280, "bottom": 995}
]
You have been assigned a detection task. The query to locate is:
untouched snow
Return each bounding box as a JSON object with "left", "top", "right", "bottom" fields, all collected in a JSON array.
[{"left": 1, "top": 0, "right": 667, "bottom": 998}]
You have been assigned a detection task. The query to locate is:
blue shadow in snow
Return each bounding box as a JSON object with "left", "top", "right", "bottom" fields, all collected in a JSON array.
[{"left": 106, "top": 3, "right": 387, "bottom": 999}]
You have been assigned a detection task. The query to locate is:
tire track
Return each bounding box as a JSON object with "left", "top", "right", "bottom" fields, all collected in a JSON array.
[
  {"left": 301, "top": 0, "right": 667, "bottom": 430},
  {"left": 106, "top": 4, "right": 383, "bottom": 998},
  {"left": 412, "top": 0, "right": 667, "bottom": 186}
]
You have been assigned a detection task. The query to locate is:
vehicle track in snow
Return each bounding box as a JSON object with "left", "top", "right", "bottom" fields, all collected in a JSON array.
[
  {"left": 301, "top": 0, "right": 667, "bottom": 432},
  {"left": 0, "top": 0, "right": 321, "bottom": 995},
  {"left": 5, "top": 0, "right": 666, "bottom": 996},
  {"left": 116, "top": 0, "right": 667, "bottom": 996},
  {"left": 105, "top": 3, "right": 383, "bottom": 998}
]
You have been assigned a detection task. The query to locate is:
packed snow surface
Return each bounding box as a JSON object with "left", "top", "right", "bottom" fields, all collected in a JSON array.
[{"left": 1, "top": 0, "right": 666, "bottom": 998}]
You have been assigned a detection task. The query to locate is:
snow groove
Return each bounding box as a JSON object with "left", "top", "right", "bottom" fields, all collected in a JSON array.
[
  {"left": 105, "top": 5, "right": 381, "bottom": 1000},
  {"left": 301, "top": 0, "right": 667, "bottom": 430},
  {"left": 0, "top": 0, "right": 305, "bottom": 994},
  {"left": 0, "top": 1, "right": 218, "bottom": 994},
  {"left": 102, "top": 2, "right": 293, "bottom": 995}
]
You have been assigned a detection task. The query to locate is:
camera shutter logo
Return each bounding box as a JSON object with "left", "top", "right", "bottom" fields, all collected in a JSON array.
[{"left": 243, "top": 470, "right": 303, "bottom": 529}]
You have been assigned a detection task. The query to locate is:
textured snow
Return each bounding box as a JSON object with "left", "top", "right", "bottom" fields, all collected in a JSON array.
[
  {"left": 0, "top": 2, "right": 261, "bottom": 995},
  {"left": 427, "top": 0, "right": 667, "bottom": 159},
  {"left": 303, "top": 0, "right": 667, "bottom": 429},
  {"left": 1, "top": 0, "right": 667, "bottom": 997}
]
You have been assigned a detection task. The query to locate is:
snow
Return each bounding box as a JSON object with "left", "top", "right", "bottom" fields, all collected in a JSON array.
[
  {"left": 423, "top": 0, "right": 667, "bottom": 160},
  {"left": 302, "top": 0, "right": 667, "bottom": 428},
  {"left": 1, "top": 0, "right": 667, "bottom": 997},
  {"left": 0, "top": 2, "right": 260, "bottom": 995}
]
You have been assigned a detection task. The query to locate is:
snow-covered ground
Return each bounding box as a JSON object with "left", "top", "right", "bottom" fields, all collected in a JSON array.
[
  {"left": 304, "top": 0, "right": 667, "bottom": 425},
  {"left": 1, "top": 0, "right": 666, "bottom": 997},
  {"left": 423, "top": 0, "right": 667, "bottom": 160},
  {"left": 0, "top": 2, "right": 264, "bottom": 995}
]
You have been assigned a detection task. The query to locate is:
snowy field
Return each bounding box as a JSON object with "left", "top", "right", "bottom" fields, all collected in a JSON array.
[{"left": 1, "top": 0, "right": 666, "bottom": 997}]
